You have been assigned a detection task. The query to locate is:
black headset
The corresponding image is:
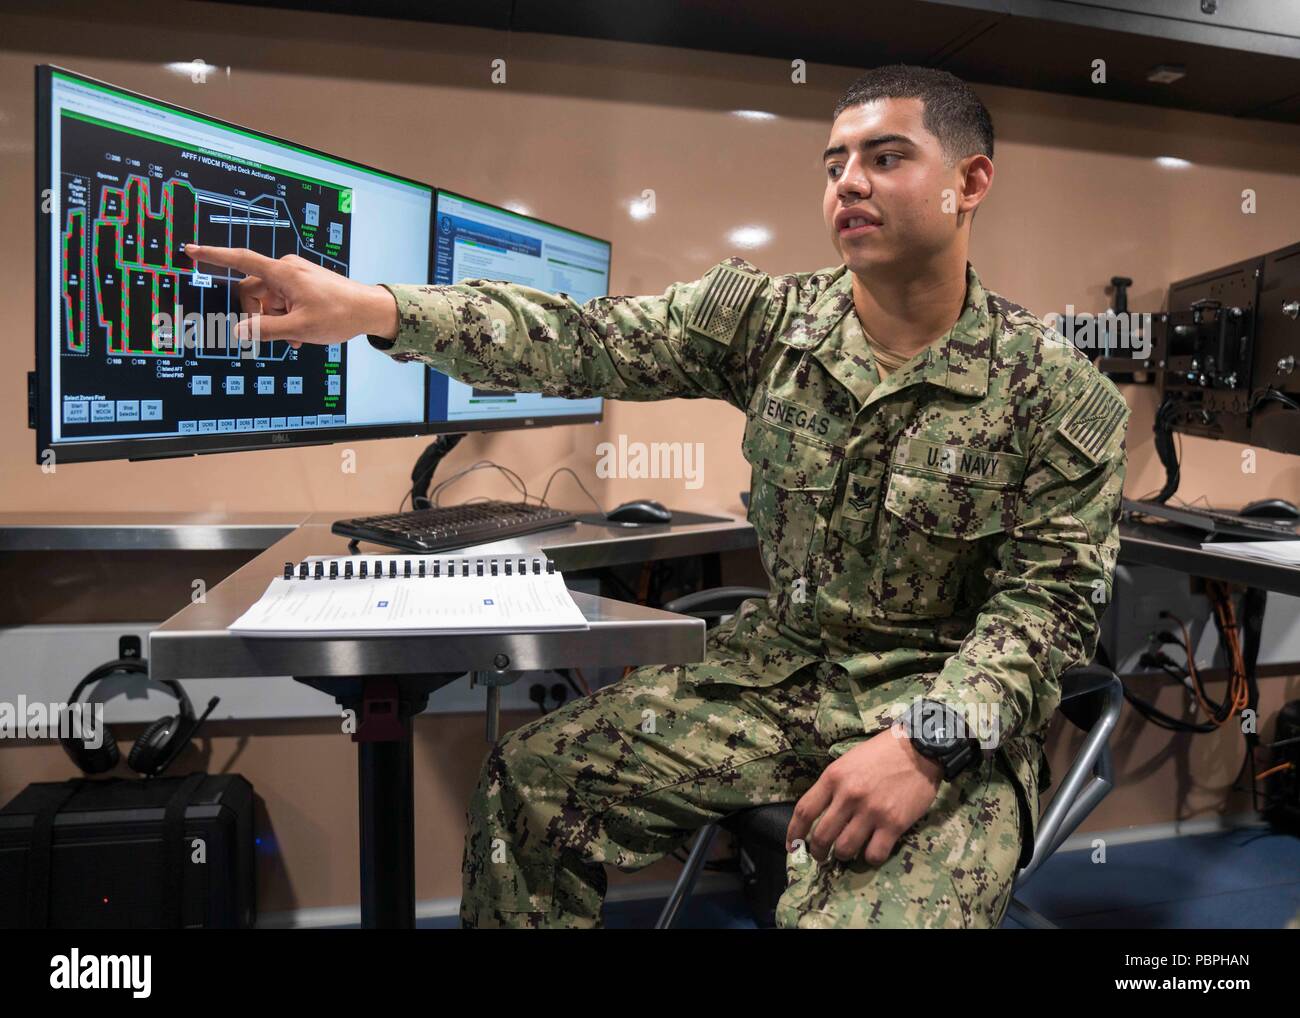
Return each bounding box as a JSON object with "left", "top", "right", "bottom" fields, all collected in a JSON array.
[{"left": 59, "top": 658, "right": 219, "bottom": 777}]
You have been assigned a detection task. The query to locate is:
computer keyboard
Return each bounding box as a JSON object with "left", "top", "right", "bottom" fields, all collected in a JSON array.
[
  {"left": 331, "top": 501, "right": 577, "bottom": 553},
  {"left": 1122, "top": 498, "right": 1300, "bottom": 541}
]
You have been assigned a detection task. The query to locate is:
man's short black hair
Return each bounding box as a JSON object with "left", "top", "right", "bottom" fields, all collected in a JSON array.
[{"left": 833, "top": 64, "right": 994, "bottom": 167}]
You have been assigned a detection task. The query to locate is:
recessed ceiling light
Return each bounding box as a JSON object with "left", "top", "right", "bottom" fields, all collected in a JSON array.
[
  {"left": 628, "top": 195, "right": 654, "bottom": 220},
  {"left": 728, "top": 225, "right": 771, "bottom": 249},
  {"left": 166, "top": 60, "right": 220, "bottom": 80}
]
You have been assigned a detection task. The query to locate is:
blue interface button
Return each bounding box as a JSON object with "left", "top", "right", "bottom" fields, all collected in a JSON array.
[
  {"left": 287, "top": 416, "right": 303, "bottom": 428},
  {"left": 254, "top": 418, "right": 271, "bottom": 430},
  {"left": 178, "top": 420, "right": 197, "bottom": 434},
  {"left": 141, "top": 400, "right": 163, "bottom": 421},
  {"left": 115, "top": 400, "right": 140, "bottom": 421},
  {"left": 218, "top": 419, "right": 236, "bottom": 432},
  {"left": 62, "top": 401, "right": 89, "bottom": 423},
  {"left": 90, "top": 401, "right": 115, "bottom": 422},
  {"left": 198, "top": 419, "right": 217, "bottom": 433},
  {"left": 191, "top": 376, "right": 212, "bottom": 395},
  {"left": 270, "top": 416, "right": 286, "bottom": 429},
  {"left": 236, "top": 418, "right": 254, "bottom": 431}
]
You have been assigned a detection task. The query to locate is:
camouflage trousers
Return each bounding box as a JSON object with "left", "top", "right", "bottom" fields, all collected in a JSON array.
[{"left": 459, "top": 659, "right": 1022, "bottom": 928}]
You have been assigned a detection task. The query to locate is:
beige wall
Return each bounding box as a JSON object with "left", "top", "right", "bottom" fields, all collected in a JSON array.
[{"left": 3, "top": 0, "right": 1300, "bottom": 916}]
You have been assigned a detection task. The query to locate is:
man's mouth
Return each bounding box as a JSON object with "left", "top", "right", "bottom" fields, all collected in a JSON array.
[{"left": 836, "top": 210, "right": 881, "bottom": 236}]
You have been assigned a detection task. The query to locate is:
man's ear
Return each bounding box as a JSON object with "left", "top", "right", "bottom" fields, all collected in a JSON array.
[{"left": 961, "top": 154, "right": 994, "bottom": 220}]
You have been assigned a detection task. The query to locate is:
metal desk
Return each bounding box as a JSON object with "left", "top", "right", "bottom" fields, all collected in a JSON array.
[
  {"left": 0, "top": 511, "right": 309, "bottom": 552},
  {"left": 145, "top": 512, "right": 755, "bottom": 928},
  {"left": 1119, "top": 518, "right": 1300, "bottom": 596}
]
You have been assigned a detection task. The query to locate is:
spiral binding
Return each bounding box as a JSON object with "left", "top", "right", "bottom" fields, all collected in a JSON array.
[{"left": 282, "top": 555, "right": 556, "bottom": 581}]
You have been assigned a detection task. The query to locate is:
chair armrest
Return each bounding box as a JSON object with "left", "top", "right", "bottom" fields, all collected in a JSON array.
[
  {"left": 663, "top": 586, "right": 769, "bottom": 618},
  {"left": 1059, "top": 664, "right": 1123, "bottom": 732}
]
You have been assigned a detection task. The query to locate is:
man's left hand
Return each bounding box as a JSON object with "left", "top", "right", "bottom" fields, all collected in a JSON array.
[{"left": 785, "top": 723, "right": 944, "bottom": 866}]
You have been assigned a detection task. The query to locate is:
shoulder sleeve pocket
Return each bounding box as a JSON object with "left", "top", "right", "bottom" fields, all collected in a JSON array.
[
  {"left": 1043, "top": 376, "right": 1130, "bottom": 480},
  {"left": 685, "top": 259, "right": 769, "bottom": 349}
]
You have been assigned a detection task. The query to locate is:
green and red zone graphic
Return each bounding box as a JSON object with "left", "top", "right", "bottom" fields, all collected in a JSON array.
[
  {"left": 61, "top": 174, "right": 198, "bottom": 355},
  {"left": 57, "top": 109, "right": 353, "bottom": 437}
]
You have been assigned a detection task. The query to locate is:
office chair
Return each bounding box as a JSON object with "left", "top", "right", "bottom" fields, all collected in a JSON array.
[{"left": 653, "top": 586, "right": 1124, "bottom": 930}]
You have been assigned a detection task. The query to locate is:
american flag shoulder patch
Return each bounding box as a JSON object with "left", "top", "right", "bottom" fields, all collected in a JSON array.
[
  {"left": 687, "top": 264, "right": 765, "bottom": 344},
  {"left": 1059, "top": 378, "right": 1129, "bottom": 462}
]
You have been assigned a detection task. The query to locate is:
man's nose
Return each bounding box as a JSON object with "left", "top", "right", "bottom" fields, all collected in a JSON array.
[{"left": 836, "top": 162, "right": 870, "bottom": 199}]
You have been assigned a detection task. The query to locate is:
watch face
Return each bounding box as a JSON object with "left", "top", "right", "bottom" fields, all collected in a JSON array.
[{"left": 915, "top": 702, "right": 962, "bottom": 753}]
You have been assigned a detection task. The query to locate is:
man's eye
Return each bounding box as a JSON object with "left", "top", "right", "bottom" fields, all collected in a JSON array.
[
  {"left": 877, "top": 153, "right": 901, "bottom": 167},
  {"left": 826, "top": 165, "right": 842, "bottom": 180}
]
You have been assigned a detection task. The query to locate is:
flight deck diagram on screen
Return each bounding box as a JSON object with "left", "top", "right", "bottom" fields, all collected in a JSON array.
[
  {"left": 57, "top": 113, "right": 350, "bottom": 440},
  {"left": 44, "top": 71, "right": 432, "bottom": 449}
]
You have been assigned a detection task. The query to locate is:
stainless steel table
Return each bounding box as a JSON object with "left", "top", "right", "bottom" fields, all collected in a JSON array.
[
  {"left": 145, "top": 514, "right": 751, "bottom": 928},
  {"left": 0, "top": 511, "right": 309, "bottom": 552},
  {"left": 1119, "top": 518, "right": 1300, "bottom": 596}
]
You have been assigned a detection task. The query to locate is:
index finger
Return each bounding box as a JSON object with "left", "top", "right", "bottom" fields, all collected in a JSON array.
[
  {"left": 786, "top": 777, "right": 833, "bottom": 852},
  {"left": 185, "top": 244, "right": 277, "bottom": 278}
]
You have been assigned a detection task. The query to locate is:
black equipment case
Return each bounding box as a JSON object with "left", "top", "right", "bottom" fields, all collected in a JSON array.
[{"left": 0, "top": 772, "right": 255, "bottom": 929}]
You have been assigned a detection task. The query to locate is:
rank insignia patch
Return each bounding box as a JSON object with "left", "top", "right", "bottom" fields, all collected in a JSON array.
[
  {"left": 839, "top": 469, "right": 882, "bottom": 523},
  {"left": 846, "top": 480, "right": 874, "bottom": 513},
  {"left": 1060, "top": 379, "right": 1128, "bottom": 462},
  {"left": 688, "top": 264, "right": 765, "bottom": 343}
]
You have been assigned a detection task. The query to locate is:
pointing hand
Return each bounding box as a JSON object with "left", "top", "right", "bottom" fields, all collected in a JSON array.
[{"left": 183, "top": 245, "right": 399, "bottom": 349}]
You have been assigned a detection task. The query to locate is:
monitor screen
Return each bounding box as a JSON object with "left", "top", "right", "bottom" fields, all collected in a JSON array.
[
  {"left": 33, "top": 66, "right": 434, "bottom": 463},
  {"left": 428, "top": 190, "right": 607, "bottom": 429}
]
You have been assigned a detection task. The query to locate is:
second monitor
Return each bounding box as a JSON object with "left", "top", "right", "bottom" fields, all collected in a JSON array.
[{"left": 426, "top": 190, "right": 608, "bottom": 431}]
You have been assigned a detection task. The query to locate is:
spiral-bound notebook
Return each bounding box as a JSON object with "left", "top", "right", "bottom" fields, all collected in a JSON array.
[{"left": 229, "top": 554, "right": 589, "bottom": 636}]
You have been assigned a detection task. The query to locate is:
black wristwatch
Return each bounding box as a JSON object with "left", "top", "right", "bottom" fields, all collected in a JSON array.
[{"left": 901, "top": 699, "right": 981, "bottom": 781}]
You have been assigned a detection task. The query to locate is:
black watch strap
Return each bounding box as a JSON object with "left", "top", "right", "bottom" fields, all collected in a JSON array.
[{"left": 939, "top": 739, "right": 979, "bottom": 781}]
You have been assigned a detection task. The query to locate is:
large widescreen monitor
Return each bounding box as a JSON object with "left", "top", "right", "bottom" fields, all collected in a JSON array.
[
  {"left": 427, "top": 190, "right": 607, "bottom": 432},
  {"left": 32, "top": 65, "right": 434, "bottom": 463}
]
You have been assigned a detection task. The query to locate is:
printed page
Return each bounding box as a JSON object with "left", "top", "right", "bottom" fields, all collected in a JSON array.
[
  {"left": 230, "top": 556, "right": 588, "bottom": 635},
  {"left": 1199, "top": 540, "right": 1300, "bottom": 565}
]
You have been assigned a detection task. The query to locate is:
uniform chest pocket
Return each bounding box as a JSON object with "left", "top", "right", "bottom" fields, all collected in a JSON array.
[
  {"left": 872, "top": 468, "right": 1018, "bottom": 620},
  {"left": 742, "top": 417, "right": 840, "bottom": 580}
]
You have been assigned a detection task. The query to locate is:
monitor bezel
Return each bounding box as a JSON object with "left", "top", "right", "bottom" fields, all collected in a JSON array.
[
  {"left": 423, "top": 188, "right": 609, "bottom": 436},
  {"left": 33, "top": 64, "right": 438, "bottom": 464}
]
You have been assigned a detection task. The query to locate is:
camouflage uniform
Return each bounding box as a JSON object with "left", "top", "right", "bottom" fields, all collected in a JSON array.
[{"left": 370, "top": 257, "right": 1130, "bottom": 927}]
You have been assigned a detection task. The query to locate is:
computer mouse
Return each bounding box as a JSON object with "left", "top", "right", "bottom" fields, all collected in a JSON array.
[
  {"left": 605, "top": 500, "right": 673, "bottom": 524},
  {"left": 1240, "top": 498, "right": 1300, "bottom": 519}
]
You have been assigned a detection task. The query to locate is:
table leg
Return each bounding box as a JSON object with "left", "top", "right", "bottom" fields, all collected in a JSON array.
[
  {"left": 358, "top": 719, "right": 415, "bottom": 928},
  {"left": 296, "top": 674, "right": 447, "bottom": 930}
]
